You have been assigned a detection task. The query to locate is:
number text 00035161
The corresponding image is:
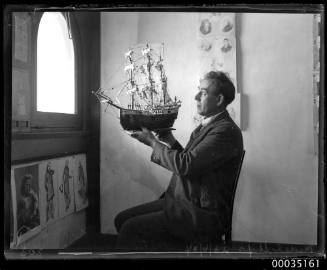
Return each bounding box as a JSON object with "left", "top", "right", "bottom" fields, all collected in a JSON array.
[{"left": 272, "top": 259, "right": 320, "bottom": 268}]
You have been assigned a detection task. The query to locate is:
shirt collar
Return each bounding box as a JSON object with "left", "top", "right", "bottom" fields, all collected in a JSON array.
[{"left": 201, "top": 110, "right": 226, "bottom": 127}]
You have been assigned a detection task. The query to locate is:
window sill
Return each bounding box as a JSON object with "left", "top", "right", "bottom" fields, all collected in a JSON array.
[{"left": 11, "top": 130, "right": 91, "bottom": 140}]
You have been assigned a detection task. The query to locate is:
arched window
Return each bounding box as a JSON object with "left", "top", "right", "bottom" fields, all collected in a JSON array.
[{"left": 37, "top": 12, "right": 75, "bottom": 114}]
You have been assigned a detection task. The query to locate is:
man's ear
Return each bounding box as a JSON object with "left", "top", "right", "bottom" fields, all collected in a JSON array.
[{"left": 217, "top": 94, "right": 224, "bottom": 107}]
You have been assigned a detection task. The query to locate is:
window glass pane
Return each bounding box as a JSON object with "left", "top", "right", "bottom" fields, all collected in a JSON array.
[{"left": 37, "top": 12, "right": 75, "bottom": 114}]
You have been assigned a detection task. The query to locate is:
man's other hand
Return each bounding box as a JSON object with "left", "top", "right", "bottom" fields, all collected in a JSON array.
[{"left": 131, "top": 127, "right": 158, "bottom": 148}]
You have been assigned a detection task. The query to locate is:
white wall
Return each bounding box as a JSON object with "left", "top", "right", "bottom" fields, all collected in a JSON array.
[
  {"left": 100, "top": 12, "right": 318, "bottom": 245},
  {"left": 233, "top": 13, "right": 317, "bottom": 245},
  {"left": 100, "top": 13, "right": 169, "bottom": 234},
  {"left": 137, "top": 12, "right": 201, "bottom": 146}
]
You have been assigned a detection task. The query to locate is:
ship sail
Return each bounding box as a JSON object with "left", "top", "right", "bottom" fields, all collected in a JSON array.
[{"left": 123, "top": 43, "right": 177, "bottom": 110}]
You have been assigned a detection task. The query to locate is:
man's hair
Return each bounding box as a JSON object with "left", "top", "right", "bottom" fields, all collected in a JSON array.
[{"left": 204, "top": 71, "right": 235, "bottom": 106}]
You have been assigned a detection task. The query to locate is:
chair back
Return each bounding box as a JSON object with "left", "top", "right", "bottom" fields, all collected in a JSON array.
[{"left": 224, "top": 150, "right": 245, "bottom": 243}]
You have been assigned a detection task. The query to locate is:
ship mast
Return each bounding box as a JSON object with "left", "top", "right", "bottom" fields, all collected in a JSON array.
[
  {"left": 145, "top": 44, "right": 154, "bottom": 107},
  {"left": 130, "top": 70, "right": 135, "bottom": 110},
  {"left": 127, "top": 51, "right": 135, "bottom": 110},
  {"left": 160, "top": 43, "right": 166, "bottom": 106}
]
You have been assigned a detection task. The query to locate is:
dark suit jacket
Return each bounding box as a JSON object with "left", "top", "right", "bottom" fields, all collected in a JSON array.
[{"left": 151, "top": 110, "right": 243, "bottom": 242}]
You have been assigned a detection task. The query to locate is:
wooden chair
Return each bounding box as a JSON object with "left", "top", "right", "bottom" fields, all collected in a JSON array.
[{"left": 223, "top": 150, "right": 246, "bottom": 245}]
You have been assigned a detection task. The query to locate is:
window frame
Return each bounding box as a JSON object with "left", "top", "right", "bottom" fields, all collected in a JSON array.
[{"left": 30, "top": 12, "right": 83, "bottom": 131}]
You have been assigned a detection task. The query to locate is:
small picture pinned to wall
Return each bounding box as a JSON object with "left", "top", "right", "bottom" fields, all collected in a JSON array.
[
  {"left": 73, "top": 154, "right": 89, "bottom": 211},
  {"left": 220, "top": 16, "right": 234, "bottom": 33},
  {"left": 221, "top": 38, "right": 233, "bottom": 53},
  {"left": 58, "top": 157, "right": 75, "bottom": 218},
  {"left": 199, "top": 39, "right": 213, "bottom": 52},
  {"left": 199, "top": 19, "right": 212, "bottom": 35},
  {"left": 199, "top": 54, "right": 224, "bottom": 78},
  {"left": 210, "top": 13, "right": 221, "bottom": 22},
  {"left": 39, "top": 160, "right": 59, "bottom": 227},
  {"left": 196, "top": 12, "right": 240, "bottom": 129},
  {"left": 210, "top": 57, "right": 224, "bottom": 71},
  {"left": 11, "top": 163, "right": 41, "bottom": 245}
]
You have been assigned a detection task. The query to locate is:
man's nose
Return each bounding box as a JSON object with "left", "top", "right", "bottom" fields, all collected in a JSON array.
[{"left": 195, "top": 92, "right": 200, "bottom": 101}]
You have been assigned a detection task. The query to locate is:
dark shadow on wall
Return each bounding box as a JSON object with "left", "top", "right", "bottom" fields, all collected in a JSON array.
[
  {"left": 235, "top": 13, "right": 249, "bottom": 131},
  {"left": 73, "top": 12, "right": 101, "bottom": 233}
]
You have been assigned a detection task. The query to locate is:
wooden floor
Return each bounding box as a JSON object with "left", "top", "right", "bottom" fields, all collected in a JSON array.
[
  {"left": 66, "top": 232, "right": 118, "bottom": 252},
  {"left": 65, "top": 232, "right": 317, "bottom": 255}
]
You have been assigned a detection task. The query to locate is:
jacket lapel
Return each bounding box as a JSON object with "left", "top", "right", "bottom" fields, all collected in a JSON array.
[{"left": 183, "top": 124, "right": 202, "bottom": 151}]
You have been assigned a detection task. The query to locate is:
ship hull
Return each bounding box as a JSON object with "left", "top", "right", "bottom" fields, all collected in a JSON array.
[{"left": 120, "top": 108, "right": 179, "bottom": 131}]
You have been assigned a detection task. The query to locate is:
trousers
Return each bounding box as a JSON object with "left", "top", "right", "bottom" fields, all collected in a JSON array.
[{"left": 114, "top": 199, "right": 185, "bottom": 251}]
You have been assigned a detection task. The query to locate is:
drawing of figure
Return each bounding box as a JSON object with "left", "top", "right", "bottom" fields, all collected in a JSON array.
[
  {"left": 221, "top": 38, "right": 232, "bottom": 53},
  {"left": 210, "top": 13, "right": 221, "bottom": 21},
  {"left": 211, "top": 57, "right": 223, "bottom": 71},
  {"left": 62, "top": 160, "right": 72, "bottom": 210},
  {"left": 44, "top": 163, "right": 55, "bottom": 221},
  {"left": 200, "top": 40, "right": 212, "bottom": 52},
  {"left": 17, "top": 174, "right": 40, "bottom": 236},
  {"left": 221, "top": 17, "right": 234, "bottom": 33},
  {"left": 199, "top": 19, "right": 212, "bottom": 35},
  {"left": 77, "top": 161, "right": 87, "bottom": 204}
]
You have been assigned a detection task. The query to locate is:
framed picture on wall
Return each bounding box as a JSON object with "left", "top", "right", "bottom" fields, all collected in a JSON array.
[
  {"left": 57, "top": 157, "right": 75, "bottom": 218},
  {"left": 195, "top": 12, "right": 241, "bottom": 129},
  {"left": 11, "top": 163, "right": 41, "bottom": 247},
  {"left": 39, "top": 160, "right": 60, "bottom": 227},
  {"left": 72, "top": 154, "right": 89, "bottom": 211}
]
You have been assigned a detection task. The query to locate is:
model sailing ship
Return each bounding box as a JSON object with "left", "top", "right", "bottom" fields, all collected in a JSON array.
[{"left": 92, "top": 43, "right": 181, "bottom": 131}]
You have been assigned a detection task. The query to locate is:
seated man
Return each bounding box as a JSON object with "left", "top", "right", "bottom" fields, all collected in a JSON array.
[{"left": 115, "top": 71, "right": 244, "bottom": 251}]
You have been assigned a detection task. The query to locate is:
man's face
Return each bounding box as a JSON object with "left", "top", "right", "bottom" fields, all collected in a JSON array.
[
  {"left": 24, "top": 179, "right": 31, "bottom": 194},
  {"left": 195, "top": 78, "right": 220, "bottom": 117}
]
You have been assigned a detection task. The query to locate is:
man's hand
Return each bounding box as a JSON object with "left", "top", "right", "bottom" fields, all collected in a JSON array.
[
  {"left": 155, "top": 130, "right": 176, "bottom": 147},
  {"left": 131, "top": 127, "right": 158, "bottom": 148}
]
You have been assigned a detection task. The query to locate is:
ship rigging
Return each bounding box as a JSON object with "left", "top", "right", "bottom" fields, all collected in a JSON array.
[{"left": 92, "top": 43, "right": 181, "bottom": 131}]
